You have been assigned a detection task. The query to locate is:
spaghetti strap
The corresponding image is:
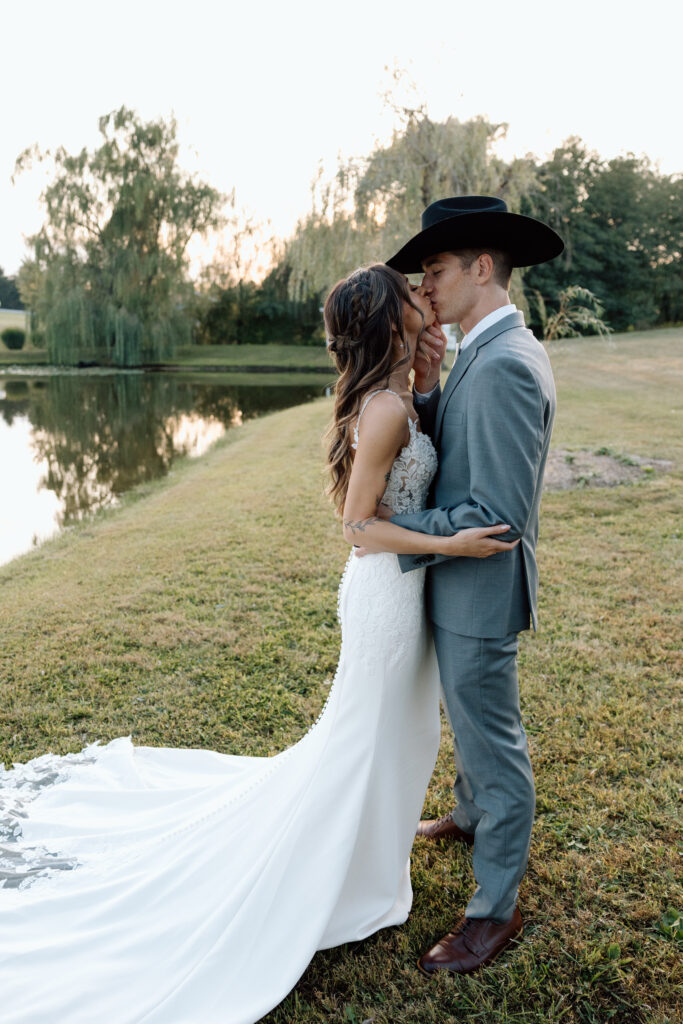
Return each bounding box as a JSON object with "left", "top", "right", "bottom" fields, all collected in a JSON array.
[{"left": 352, "top": 389, "right": 407, "bottom": 451}]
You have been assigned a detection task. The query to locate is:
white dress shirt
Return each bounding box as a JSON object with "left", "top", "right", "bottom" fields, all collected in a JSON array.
[{"left": 415, "top": 304, "right": 518, "bottom": 400}]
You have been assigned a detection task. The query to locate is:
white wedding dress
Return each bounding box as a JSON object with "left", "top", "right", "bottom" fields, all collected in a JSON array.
[{"left": 0, "top": 392, "right": 441, "bottom": 1024}]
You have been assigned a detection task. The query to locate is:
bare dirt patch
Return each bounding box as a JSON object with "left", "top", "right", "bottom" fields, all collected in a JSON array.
[{"left": 544, "top": 448, "right": 673, "bottom": 490}]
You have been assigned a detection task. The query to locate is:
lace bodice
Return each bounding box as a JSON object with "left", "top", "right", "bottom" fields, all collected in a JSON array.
[
  {"left": 352, "top": 390, "right": 437, "bottom": 515},
  {"left": 383, "top": 418, "right": 437, "bottom": 514}
]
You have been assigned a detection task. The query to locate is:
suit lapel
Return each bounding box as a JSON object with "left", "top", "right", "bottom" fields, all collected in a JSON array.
[{"left": 435, "top": 311, "right": 525, "bottom": 438}]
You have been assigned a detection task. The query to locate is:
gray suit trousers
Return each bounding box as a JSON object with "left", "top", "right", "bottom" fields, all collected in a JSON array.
[{"left": 433, "top": 624, "right": 535, "bottom": 922}]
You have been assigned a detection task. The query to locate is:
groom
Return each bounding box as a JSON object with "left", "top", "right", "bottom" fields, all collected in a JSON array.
[{"left": 385, "top": 196, "right": 563, "bottom": 974}]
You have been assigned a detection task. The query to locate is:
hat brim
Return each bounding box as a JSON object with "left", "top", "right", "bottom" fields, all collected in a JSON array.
[{"left": 386, "top": 211, "right": 564, "bottom": 273}]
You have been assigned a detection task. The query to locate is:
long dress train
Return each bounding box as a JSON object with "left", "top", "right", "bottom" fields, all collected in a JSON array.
[{"left": 0, "top": 402, "right": 440, "bottom": 1024}]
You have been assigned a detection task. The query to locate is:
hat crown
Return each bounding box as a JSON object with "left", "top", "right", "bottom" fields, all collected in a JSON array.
[
  {"left": 421, "top": 195, "right": 507, "bottom": 231},
  {"left": 386, "top": 193, "right": 563, "bottom": 273}
]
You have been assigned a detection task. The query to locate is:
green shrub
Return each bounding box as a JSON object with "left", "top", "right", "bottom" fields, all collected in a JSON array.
[{"left": 1, "top": 328, "right": 26, "bottom": 350}]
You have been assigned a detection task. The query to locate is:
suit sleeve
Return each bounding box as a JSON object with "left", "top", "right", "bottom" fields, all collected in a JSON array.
[
  {"left": 393, "top": 356, "right": 545, "bottom": 571},
  {"left": 412, "top": 383, "right": 441, "bottom": 439}
]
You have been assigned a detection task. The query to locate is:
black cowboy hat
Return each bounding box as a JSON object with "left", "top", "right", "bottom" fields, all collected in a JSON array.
[{"left": 386, "top": 195, "right": 564, "bottom": 273}]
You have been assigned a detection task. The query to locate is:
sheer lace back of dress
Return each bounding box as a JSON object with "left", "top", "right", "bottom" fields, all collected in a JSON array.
[{"left": 351, "top": 389, "right": 437, "bottom": 516}]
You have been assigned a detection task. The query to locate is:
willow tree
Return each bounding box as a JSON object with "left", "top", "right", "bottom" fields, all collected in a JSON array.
[
  {"left": 14, "top": 108, "right": 224, "bottom": 366},
  {"left": 285, "top": 110, "right": 537, "bottom": 310}
]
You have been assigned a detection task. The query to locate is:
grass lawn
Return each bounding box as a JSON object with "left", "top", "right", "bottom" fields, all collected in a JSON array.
[
  {"left": 3, "top": 323, "right": 677, "bottom": 375},
  {"left": 171, "top": 341, "right": 331, "bottom": 371},
  {"left": 1, "top": 328, "right": 681, "bottom": 1022},
  {"left": 0, "top": 309, "right": 30, "bottom": 332},
  {"left": 0, "top": 348, "right": 48, "bottom": 365},
  {"left": 0, "top": 341, "right": 330, "bottom": 371}
]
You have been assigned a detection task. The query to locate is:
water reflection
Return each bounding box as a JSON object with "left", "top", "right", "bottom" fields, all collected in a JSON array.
[{"left": 0, "top": 372, "right": 324, "bottom": 566}]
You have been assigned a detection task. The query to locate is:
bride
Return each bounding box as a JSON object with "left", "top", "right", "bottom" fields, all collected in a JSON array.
[{"left": 0, "top": 264, "right": 513, "bottom": 1024}]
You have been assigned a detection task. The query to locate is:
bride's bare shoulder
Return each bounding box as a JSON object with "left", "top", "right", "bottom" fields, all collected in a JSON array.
[{"left": 355, "top": 390, "right": 409, "bottom": 452}]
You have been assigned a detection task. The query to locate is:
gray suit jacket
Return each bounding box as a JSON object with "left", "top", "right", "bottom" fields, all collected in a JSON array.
[{"left": 392, "top": 311, "right": 556, "bottom": 639}]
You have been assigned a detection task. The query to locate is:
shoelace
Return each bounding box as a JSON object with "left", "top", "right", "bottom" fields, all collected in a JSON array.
[
  {"left": 458, "top": 917, "right": 479, "bottom": 936},
  {"left": 456, "top": 916, "right": 485, "bottom": 954}
]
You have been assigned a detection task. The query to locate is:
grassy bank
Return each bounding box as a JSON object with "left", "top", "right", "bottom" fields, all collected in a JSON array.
[
  {"left": 2, "top": 325, "right": 679, "bottom": 374},
  {"left": 0, "top": 309, "right": 30, "bottom": 333},
  {"left": 0, "top": 342, "right": 329, "bottom": 371},
  {"left": 171, "top": 341, "right": 332, "bottom": 372},
  {"left": 0, "top": 347, "right": 48, "bottom": 366},
  {"left": 1, "top": 330, "right": 681, "bottom": 1022}
]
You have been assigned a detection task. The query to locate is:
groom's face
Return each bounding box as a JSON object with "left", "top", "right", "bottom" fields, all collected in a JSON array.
[{"left": 420, "top": 252, "right": 477, "bottom": 327}]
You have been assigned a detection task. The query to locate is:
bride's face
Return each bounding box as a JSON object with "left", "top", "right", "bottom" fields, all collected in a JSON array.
[{"left": 402, "top": 285, "right": 436, "bottom": 346}]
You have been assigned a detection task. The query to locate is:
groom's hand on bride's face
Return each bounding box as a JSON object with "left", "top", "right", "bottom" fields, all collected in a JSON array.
[{"left": 414, "top": 322, "right": 447, "bottom": 393}]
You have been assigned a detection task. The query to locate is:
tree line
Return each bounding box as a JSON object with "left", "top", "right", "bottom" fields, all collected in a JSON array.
[
  {"left": 0, "top": 267, "right": 23, "bottom": 310},
  {"left": 11, "top": 107, "right": 681, "bottom": 366},
  {"left": 521, "top": 139, "right": 682, "bottom": 332},
  {"left": 281, "top": 110, "right": 681, "bottom": 338}
]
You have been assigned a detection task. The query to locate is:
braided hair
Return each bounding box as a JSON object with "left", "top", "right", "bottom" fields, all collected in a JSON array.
[{"left": 323, "top": 264, "right": 423, "bottom": 515}]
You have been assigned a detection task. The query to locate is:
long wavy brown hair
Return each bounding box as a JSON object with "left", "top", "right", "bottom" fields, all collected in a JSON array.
[{"left": 323, "top": 264, "right": 424, "bottom": 516}]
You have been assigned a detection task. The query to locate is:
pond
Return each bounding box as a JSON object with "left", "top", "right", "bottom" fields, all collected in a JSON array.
[{"left": 0, "top": 369, "right": 329, "bottom": 567}]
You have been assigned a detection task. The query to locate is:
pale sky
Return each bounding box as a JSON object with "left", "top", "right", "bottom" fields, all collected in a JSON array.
[{"left": 2, "top": 0, "right": 681, "bottom": 280}]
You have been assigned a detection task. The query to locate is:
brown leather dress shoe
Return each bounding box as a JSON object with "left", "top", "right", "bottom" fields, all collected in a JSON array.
[
  {"left": 415, "top": 813, "right": 474, "bottom": 845},
  {"left": 418, "top": 908, "right": 523, "bottom": 975}
]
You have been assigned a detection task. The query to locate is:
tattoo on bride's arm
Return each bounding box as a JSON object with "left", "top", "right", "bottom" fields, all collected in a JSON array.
[{"left": 343, "top": 516, "right": 382, "bottom": 535}]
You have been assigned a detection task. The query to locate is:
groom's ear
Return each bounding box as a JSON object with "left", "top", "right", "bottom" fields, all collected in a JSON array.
[{"left": 474, "top": 253, "right": 495, "bottom": 284}]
